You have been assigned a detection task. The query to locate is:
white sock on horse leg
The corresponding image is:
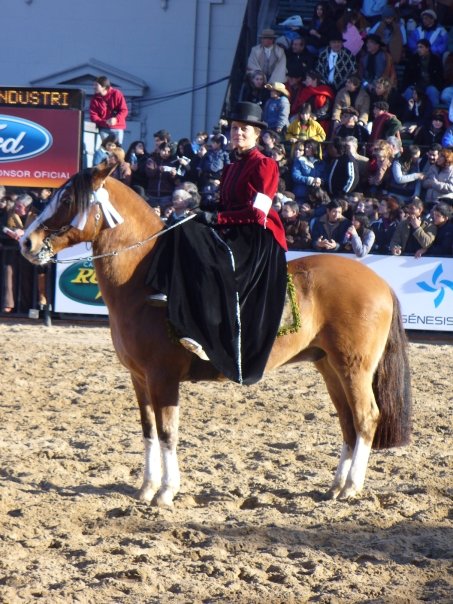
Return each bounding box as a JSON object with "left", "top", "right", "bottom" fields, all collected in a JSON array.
[
  {"left": 161, "top": 445, "right": 180, "bottom": 495},
  {"left": 348, "top": 434, "right": 372, "bottom": 492},
  {"left": 334, "top": 442, "right": 353, "bottom": 487},
  {"left": 143, "top": 436, "right": 161, "bottom": 486}
]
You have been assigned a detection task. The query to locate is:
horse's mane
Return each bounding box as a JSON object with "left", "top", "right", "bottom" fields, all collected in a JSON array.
[{"left": 65, "top": 168, "right": 96, "bottom": 217}]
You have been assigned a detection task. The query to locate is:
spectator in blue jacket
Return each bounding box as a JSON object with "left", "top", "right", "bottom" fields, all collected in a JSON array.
[
  {"left": 291, "top": 139, "right": 325, "bottom": 205},
  {"left": 198, "top": 134, "right": 231, "bottom": 188},
  {"left": 407, "top": 10, "right": 448, "bottom": 58},
  {"left": 262, "top": 82, "right": 290, "bottom": 136}
]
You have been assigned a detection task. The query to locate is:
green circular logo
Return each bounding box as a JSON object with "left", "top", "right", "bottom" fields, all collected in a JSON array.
[{"left": 59, "top": 261, "right": 104, "bottom": 306}]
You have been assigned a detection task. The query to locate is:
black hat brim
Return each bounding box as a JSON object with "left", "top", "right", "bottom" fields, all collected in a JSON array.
[{"left": 226, "top": 116, "right": 268, "bottom": 129}]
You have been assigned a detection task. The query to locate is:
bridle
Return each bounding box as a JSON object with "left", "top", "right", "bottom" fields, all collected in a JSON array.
[
  {"left": 32, "top": 184, "right": 104, "bottom": 264},
  {"left": 33, "top": 187, "right": 196, "bottom": 265}
]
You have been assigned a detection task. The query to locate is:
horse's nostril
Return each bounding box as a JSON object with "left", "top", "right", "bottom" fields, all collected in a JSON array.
[{"left": 23, "top": 238, "right": 31, "bottom": 251}]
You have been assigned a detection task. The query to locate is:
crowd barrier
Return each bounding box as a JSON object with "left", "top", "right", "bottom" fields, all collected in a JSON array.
[{"left": 1, "top": 243, "right": 453, "bottom": 333}]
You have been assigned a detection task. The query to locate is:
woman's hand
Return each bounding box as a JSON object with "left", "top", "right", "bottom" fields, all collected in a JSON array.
[
  {"left": 409, "top": 215, "right": 421, "bottom": 229},
  {"left": 194, "top": 210, "right": 218, "bottom": 226}
]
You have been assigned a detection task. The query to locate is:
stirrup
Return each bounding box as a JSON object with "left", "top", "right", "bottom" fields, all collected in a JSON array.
[
  {"left": 146, "top": 292, "right": 168, "bottom": 307},
  {"left": 179, "top": 337, "right": 209, "bottom": 361}
]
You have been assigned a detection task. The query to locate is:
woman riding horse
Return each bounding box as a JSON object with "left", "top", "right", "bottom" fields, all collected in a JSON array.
[{"left": 146, "top": 102, "right": 288, "bottom": 385}]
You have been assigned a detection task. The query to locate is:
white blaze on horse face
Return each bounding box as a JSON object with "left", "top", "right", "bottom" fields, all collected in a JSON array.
[{"left": 22, "top": 186, "right": 65, "bottom": 241}]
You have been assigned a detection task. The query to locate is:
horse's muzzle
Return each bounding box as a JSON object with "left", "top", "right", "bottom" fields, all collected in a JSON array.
[{"left": 20, "top": 236, "right": 55, "bottom": 265}]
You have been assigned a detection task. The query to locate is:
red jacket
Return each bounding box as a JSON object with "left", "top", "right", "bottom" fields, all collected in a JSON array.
[
  {"left": 217, "top": 147, "right": 287, "bottom": 250},
  {"left": 290, "top": 84, "right": 335, "bottom": 117},
  {"left": 89, "top": 87, "right": 128, "bottom": 130}
]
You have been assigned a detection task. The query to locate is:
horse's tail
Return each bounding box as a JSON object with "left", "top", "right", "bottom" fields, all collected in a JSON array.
[{"left": 372, "top": 290, "right": 412, "bottom": 449}]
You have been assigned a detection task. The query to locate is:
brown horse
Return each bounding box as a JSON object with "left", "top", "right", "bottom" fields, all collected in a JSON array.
[{"left": 21, "top": 161, "right": 412, "bottom": 506}]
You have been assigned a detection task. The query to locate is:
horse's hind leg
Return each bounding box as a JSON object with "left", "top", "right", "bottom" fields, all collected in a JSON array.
[
  {"left": 317, "top": 353, "right": 381, "bottom": 500},
  {"left": 132, "top": 377, "right": 162, "bottom": 503},
  {"left": 338, "top": 370, "right": 380, "bottom": 499},
  {"left": 315, "top": 357, "right": 357, "bottom": 499}
]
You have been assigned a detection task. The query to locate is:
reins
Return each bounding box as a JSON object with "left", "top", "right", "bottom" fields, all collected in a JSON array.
[{"left": 48, "top": 212, "right": 197, "bottom": 264}]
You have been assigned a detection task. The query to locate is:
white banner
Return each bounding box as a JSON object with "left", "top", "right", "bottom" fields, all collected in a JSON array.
[
  {"left": 287, "top": 252, "right": 453, "bottom": 332},
  {"left": 55, "top": 245, "right": 453, "bottom": 331}
]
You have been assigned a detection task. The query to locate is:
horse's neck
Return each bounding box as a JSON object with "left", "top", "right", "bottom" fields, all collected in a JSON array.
[{"left": 92, "top": 182, "right": 163, "bottom": 293}]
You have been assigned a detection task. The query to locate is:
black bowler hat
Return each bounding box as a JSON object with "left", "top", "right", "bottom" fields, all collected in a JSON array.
[{"left": 226, "top": 102, "right": 268, "bottom": 129}]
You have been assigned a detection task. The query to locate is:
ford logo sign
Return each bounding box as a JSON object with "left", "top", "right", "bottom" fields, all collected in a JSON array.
[{"left": 0, "top": 115, "right": 52, "bottom": 162}]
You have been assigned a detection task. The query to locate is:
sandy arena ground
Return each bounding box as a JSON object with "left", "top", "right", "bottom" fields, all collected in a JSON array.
[{"left": 0, "top": 322, "right": 451, "bottom": 604}]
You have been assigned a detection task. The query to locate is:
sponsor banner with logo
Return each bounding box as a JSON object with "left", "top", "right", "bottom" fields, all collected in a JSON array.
[
  {"left": 54, "top": 244, "right": 108, "bottom": 315},
  {"left": 0, "top": 93, "right": 82, "bottom": 188},
  {"left": 55, "top": 247, "right": 453, "bottom": 331},
  {"left": 287, "top": 252, "right": 453, "bottom": 331}
]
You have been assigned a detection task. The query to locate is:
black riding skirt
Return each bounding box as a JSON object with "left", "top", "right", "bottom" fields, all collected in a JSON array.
[{"left": 146, "top": 219, "right": 287, "bottom": 385}]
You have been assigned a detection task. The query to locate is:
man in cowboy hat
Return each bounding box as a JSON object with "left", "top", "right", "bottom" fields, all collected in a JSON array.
[
  {"left": 316, "top": 33, "right": 356, "bottom": 91},
  {"left": 358, "top": 34, "right": 392, "bottom": 87},
  {"left": 247, "top": 28, "right": 287, "bottom": 83}
]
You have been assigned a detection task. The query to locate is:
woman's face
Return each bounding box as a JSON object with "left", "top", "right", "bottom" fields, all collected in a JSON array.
[
  {"left": 432, "top": 117, "right": 444, "bottom": 129},
  {"left": 304, "top": 142, "right": 314, "bottom": 154},
  {"left": 135, "top": 143, "right": 145, "bottom": 154},
  {"left": 374, "top": 82, "right": 385, "bottom": 95},
  {"left": 378, "top": 200, "right": 388, "bottom": 215},
  {"left": 252, "top": 74, "right": 265, "bottom": 88},
  {"left": 230, "top": 122, "right": 260, "bottom": 152},
  {"left": 356, "top": 201, "right": 365, "bottom": 213},
  {"left": 432, "top": 210, "right": 448, "bottom": 226}
]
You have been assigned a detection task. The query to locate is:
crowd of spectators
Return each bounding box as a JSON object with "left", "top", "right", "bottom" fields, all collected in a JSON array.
[
  {"left": 233, "top": 2, "right": 453, "bottom": 257},
  {"left": 83, "top": 2, "right": 452, "bottom": 259}
]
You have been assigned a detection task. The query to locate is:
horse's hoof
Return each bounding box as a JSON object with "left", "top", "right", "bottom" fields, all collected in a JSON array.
[
  {"left": 154, "top": 487, "right": 176, "bottom": 508},
  {"left": 136, "top": 482, "right": 160, "bottom": 503},
  {"left": 337, "top": 485, "right": 361, "bottom": 500},
  {"left": 324, "top": 487, "right": 340, "bottom": 500}
]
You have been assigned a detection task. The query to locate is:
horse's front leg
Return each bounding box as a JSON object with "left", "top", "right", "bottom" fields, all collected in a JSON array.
[
  {"left": 133, "top": 378, "right": 162, "bottom": 503},
  {"left": 153, "top": 404, "right": 180, "bottom": 507}
]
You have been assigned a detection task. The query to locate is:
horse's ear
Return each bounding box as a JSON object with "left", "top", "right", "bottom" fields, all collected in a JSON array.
[{"left": 92, "top": 160, "right": 117, "bottom": 187}]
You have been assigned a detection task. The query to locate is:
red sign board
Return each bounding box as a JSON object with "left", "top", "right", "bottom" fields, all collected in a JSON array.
[{"left": 0, "top": 88, "right": 83, "bottom": 188}]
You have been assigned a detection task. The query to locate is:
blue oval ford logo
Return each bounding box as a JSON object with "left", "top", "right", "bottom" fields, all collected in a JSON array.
[{"left": 0, "top": 115, "right": 52, "bottom": 162}]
